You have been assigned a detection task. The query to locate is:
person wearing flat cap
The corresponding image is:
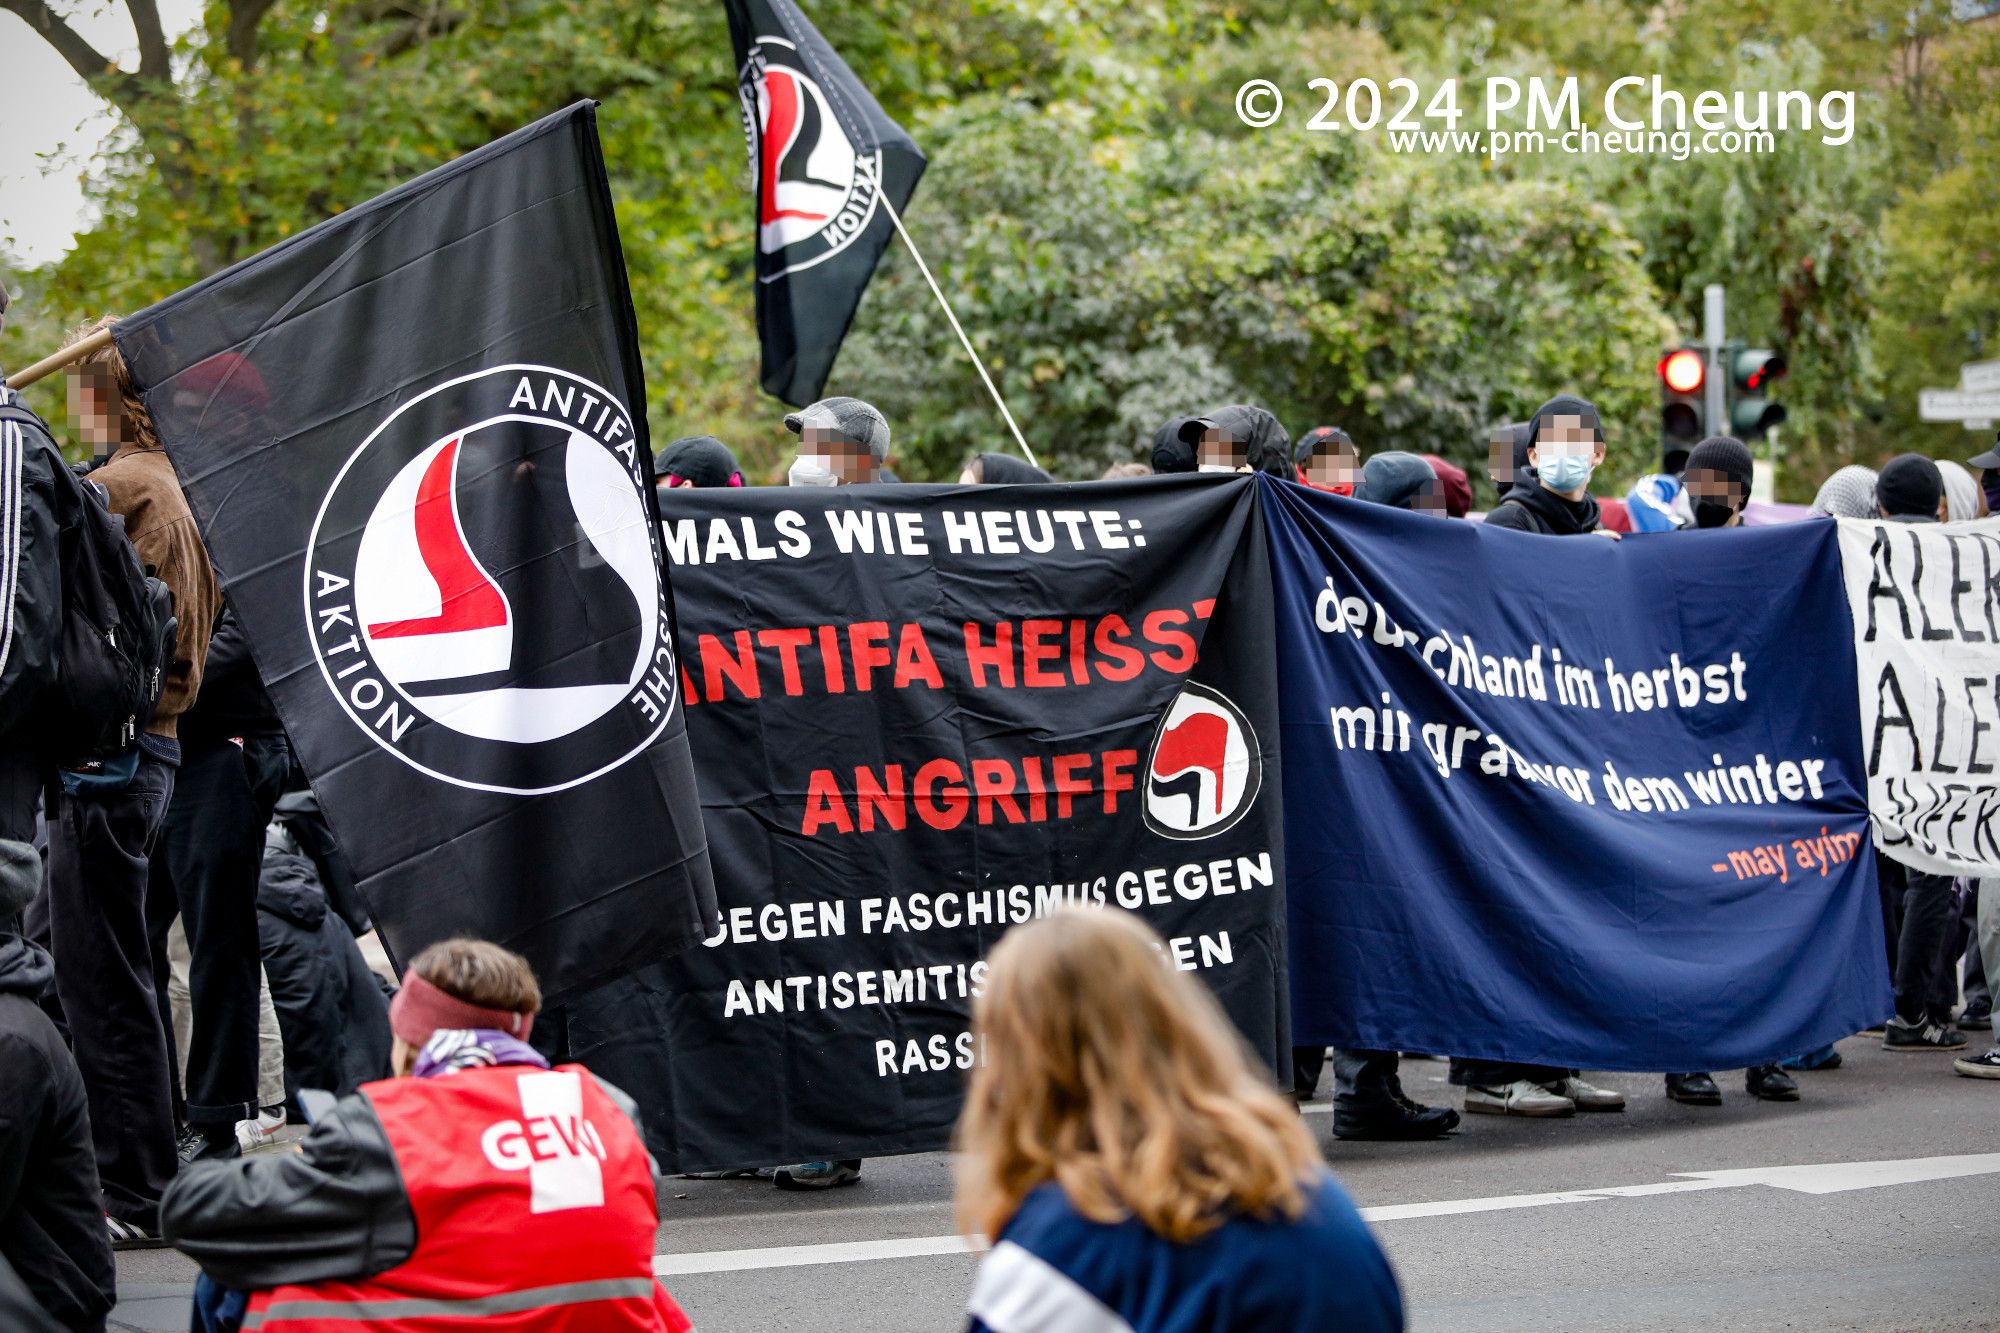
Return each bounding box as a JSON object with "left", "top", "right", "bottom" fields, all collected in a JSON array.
[{"left": 784, "top": 397, "right": 890, "bottom": 486}]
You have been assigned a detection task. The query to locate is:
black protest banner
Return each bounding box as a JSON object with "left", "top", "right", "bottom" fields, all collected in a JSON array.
[
  {"left": 112, "top": 104, "right": 717, "bottom": 1000},
  {"left": 564, "top": 476, "right": 1286, "bottom": 1171}
]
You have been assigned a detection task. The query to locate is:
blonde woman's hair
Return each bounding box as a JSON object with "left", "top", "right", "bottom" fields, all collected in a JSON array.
[
  {"left": 954, "top": 908, "right": 1320, "bottom": 1244},
  {"left": 64, "top": 315, "right": 159, "bottom": 451}
]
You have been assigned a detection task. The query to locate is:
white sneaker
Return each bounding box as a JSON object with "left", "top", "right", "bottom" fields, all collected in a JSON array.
[
  {"left": 1464, "top": 1079, "right": 1575, "bottom": 1117},
  {"left": 235, "top": 1106, "right": 292, "bottom": 1154},
  {"left": 1542, "top": 1075, "right": 1626, "bottom": 1112}
]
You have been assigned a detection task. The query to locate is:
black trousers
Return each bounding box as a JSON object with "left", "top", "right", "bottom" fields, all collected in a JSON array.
[
  {"left": 0, "top": 748, "right": 42, "bottom": 845},
  {"left": 148, "top": 737, "right": 287, "bottom": 1127},
  {"left": 41, "top": 756, "right": 178, "bottom": 1228},
  {"left": 1893, "top": 865, "right": 1958, "bottom": 1024},
  {"left": 1334, "top": 1048, "right": 1403, "bottom": 1107}
]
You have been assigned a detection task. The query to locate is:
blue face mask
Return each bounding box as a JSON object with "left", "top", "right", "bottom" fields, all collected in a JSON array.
[{"left": 1538, "top": 452, "right": 1594, "bottom": 494}]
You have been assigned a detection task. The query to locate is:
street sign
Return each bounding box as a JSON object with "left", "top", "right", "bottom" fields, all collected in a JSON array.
[
  {"left": 1919, "top": 388, "right": 2000, "bottom": 421},
  {"left": 1968, "top": 419, "right": 1994, "bottom": 432},
  {"left": 1961, "top": 360, "right": 2000, "bottom": 394}
]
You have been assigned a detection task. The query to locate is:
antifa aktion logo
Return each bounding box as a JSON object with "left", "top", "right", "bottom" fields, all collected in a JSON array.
[
  {"left": 736, "top": 33, "right": 883, "bottom": 279},
  {"left": 1143, "top": 682, "right": 1263, "bottom": 841},
  {"left": 305, "top": 365, "right": 677, "bottom": 795}
]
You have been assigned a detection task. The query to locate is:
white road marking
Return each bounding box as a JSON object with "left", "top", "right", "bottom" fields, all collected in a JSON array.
[
  {"left": 652, "top": 1152, "right": 2000, "bottom": 1277},
  {"left": 657, "top": 1234, "right": 984, "bottom": 1275}
]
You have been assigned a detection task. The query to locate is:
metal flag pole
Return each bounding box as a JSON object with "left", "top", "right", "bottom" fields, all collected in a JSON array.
[
  {"left": 6, "top": 327, "right": 113, "bottom": 391},
  {"left": 875, "top": 192, "right": 1039, "bottom": 471}
]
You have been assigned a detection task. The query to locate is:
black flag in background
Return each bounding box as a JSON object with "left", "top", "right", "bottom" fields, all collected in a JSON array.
[
  {"left": 725, "top": 0, "right": 927, "bottom": 405},
  {"left": 113, "top": 103, "right": 717, "bottom": 1001}
]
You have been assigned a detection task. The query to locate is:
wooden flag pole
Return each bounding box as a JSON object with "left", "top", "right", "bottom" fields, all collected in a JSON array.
[
  {"left": 877, "top": 194, "right": 1039, "bottom": 471},
  {"left": 5, "top": 328, "right": 112, "bottom": 391}
]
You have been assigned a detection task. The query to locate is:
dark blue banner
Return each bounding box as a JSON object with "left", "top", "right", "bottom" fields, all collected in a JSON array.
[{"left": 1265, "top": 476, "right": 1890, "bottom": 1072}]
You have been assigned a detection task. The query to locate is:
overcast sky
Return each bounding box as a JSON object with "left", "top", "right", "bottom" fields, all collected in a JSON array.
[{"left": 1, "top": 0, "right": 205, "bottom": 267}]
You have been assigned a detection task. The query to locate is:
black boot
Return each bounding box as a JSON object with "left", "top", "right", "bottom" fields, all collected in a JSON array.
[
  {"left": 1333, "top": 1079, "right": 1460, "bottom": 1141},
  {"left": 1664, "top": 1072, "right": 1722, "bottom": 1105},
  {"left": 1744, "top": 1064, "right": 1799, "bottom": 1101}
]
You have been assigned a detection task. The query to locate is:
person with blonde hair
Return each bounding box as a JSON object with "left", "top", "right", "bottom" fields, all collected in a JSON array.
[
  {"left": 956, "top": 909, "right": 1402, "bottom": 1332},
  {"left": 162, "top": 938, "right": 693, "bottom": 1332}
]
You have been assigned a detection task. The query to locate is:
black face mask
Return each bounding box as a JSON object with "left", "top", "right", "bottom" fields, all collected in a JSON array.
[{"left": 1693, "top": 498, "right": 1739, "bottom": 529}]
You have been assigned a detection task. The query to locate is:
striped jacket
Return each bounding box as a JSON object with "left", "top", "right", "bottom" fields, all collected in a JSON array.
[
  {"left": 968, "top": 1176, "right": 1402, "bottom": 1333},
  {"left": 0, "top": 386, "right": 73, "bottom": 739}
]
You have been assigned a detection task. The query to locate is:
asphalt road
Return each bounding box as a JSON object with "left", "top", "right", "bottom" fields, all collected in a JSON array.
[{"left": 111, "top": 1032, "right": 2000, "bottom": 1332}]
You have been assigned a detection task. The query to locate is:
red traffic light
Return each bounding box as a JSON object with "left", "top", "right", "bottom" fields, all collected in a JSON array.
[{"left": 1660, "top": 348, "right": 1705, "bottom": 395}]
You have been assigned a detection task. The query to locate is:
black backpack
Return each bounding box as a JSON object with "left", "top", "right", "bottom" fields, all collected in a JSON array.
[{"left": 0, "top": 405, "right": 180, "bottom": 761}]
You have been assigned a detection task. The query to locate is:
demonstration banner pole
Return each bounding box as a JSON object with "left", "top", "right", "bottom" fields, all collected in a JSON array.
[
  {"left": 5, "top": 327, "right": 112, "bottom": 391},
  {"left": 877, "top": 193, "right": 1039, "bottom": 470}
]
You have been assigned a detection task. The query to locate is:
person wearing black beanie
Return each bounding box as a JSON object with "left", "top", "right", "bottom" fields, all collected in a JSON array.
[
  {"left": 1484, "top": 396, "right": 1611, "bottom": 536},
  {"left": 1684, "top": 435, "right": 1755, "bottom": 529},
  {"left": 1875, "top": 453, "right": 1947, "bottom": 523},
  {"left": 1655, "top": 434, "right": 1804, "bottom": 1105},
  {"left": 1868, "top": 452, "right": 1971, "bottom": 1057}
]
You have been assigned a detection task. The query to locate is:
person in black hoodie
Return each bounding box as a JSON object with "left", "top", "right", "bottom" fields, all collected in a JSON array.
[
  {"left": 1150, "top": 416, "right": 1198, "bottom": 475},
  {"left": 1176, "top": 405, "right": 1291, "bottom": 477},
  {"left": 1484, "top": 396, "right": 1617, "bottom": 538},
  {"left": 1484, "top": 421, "right": 1532, "bottom": 504},
  {"left": 1450, "top": 394, "right": 1627, "bottom": 1117},
  {"left": 0, "top": 840, "right": 117, "bottom": 1332},
  {"left": 256, "top": 826, "right": 392, "bottom": 1106},
  {"left": 0, "top": 274, "right": 85, "bottom": 848}
]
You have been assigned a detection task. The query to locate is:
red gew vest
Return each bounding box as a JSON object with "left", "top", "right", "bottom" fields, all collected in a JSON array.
[{"left": 246, "top": 1063, "right": 692, "bottom": 1332}]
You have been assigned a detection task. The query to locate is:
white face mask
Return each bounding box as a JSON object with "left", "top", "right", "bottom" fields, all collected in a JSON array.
[
  {"left": 788, "top": 454, "right": 838, "bottom": 487},
  {"left": 1197, "top": 463, "right": 1234, "bottom": 474}
]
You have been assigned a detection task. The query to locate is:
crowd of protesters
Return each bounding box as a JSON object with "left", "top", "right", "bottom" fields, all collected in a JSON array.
[{"left": 2, "top": 271, "right": 1997, "bottom": 1332}]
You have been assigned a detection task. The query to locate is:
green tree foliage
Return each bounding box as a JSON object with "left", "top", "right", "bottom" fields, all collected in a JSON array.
[{"left": 2, "top": 0, "right": 1992, "bottom": 495}]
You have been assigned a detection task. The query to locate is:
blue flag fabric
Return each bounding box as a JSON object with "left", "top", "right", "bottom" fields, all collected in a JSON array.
[{"left": 1264, "top": 477, "right": 1890, "bottom": 1072}]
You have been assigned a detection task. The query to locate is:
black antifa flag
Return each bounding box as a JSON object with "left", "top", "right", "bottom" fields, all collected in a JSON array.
[
  {"left": 563, "top": 476, "right": 1287, "bottom": 1171},
  {"left": 112, "top": 104, "right": 717, "bottom": 1000},
  {"left": 725, "top": 0, "right": 925, "bottom": 406}
]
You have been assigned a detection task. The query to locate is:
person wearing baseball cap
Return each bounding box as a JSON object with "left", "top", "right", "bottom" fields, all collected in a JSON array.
[
  {"left": 1968, "top": 435, "right": 2000, "bottom": 515},
  {"left": 784, "top": 396, "right": 890, "bottom": 486},
  {"left": 162, "top": 938, "right": 694, "bottom": 1333},
  {"left": 1294, "top": 426, "right": 1360, "bottom": 496}
]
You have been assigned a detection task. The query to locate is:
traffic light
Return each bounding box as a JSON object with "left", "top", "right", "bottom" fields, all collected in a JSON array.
[
  {"left": 1728, "top": 347, "right": 1786, "bottom": 439},
  {"left": 1659, "top": 345, "right": 1705, "bottom": 467}
]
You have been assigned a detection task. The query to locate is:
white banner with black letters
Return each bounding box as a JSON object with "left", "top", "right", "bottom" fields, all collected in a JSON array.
[{"left": 1838, "top": 515, "right": 2000, "bottom": 876}]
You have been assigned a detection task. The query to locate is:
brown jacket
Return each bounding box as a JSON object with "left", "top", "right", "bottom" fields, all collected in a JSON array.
[{"left": 92, "top": 442, "right": 218, "bottom": 739}]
